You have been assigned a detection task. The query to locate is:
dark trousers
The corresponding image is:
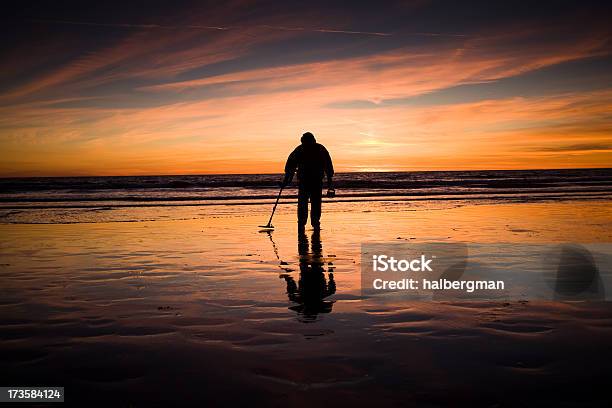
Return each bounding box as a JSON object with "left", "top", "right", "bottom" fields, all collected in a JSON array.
[{"left": 298, "top": 182, "right": 322, "bottom": 227}]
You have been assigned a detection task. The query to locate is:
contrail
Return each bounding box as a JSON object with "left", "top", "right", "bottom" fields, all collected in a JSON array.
[
  {"left": 256, "top": 24, "right": 391, "bottom": 36},
  {"left": 27, "top": 19, "right": 230, "bottom": 31},
  {"left": 27, "top": 18, "right": 466, "bottom": 38},
  {"left": 27, "top": 18, "right": 390, "bottom": 36}
]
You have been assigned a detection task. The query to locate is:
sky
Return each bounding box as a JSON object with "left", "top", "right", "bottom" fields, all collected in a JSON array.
[{"left": 1, "top": 0, "right": 611, "bottom": 176}]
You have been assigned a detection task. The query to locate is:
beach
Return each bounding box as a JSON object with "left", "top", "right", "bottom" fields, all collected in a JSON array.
[{"left": 1, "top": 180, "right": 612, "bottom": 406}]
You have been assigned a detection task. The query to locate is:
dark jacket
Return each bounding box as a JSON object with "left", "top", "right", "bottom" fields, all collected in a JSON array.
[{"left": 285, "top": 143, "right": 334, "bottom": 185}]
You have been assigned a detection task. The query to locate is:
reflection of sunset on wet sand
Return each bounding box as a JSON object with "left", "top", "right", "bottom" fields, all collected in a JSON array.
[{"left": 1, "top": 198, "right": 611, "bottom": 404}]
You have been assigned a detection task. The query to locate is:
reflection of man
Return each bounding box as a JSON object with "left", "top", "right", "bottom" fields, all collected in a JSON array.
[
  {"left": 282, "top": 132, "right": 334, "bottom": 231},
  {"left": 282, "top": 229, "right": 336, "bottom": 320}
]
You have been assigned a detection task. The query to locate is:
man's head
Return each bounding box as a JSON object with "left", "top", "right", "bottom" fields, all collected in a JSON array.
[{"left": 301, "top": 132, "right": 316, "bottom": 145}]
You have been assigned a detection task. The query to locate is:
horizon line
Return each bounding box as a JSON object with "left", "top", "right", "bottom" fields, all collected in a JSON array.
[{"left": 1, "top": 167, "right": 611, "bottom": 180}]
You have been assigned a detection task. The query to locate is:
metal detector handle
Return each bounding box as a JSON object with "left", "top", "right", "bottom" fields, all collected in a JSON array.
[{"left": 266, "top": 186, "right": 284, "bottom": 226}]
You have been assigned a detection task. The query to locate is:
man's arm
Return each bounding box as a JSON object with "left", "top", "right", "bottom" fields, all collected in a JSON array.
[
  {"left": 322, "top": 146, "right": 334, "bottom": 188},
  {"left": 283, "top": 147, "right": 299, "bottom": 186}
]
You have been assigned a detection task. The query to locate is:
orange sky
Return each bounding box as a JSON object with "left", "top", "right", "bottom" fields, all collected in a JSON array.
[{"left": 1, "top": 1, "right": 611, "bottom": 176}]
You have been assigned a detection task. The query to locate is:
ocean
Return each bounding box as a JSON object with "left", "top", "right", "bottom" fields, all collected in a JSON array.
[{"left": 1, "top": 168, "right": 611, "bottom": 224}]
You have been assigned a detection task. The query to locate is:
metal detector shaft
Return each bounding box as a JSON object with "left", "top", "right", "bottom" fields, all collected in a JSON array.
[{"left": 265, "top": 186, "right": 284, "bottom": 226}]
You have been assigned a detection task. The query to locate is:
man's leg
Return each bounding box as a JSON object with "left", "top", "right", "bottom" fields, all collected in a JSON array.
[
  {"left": 310, "top": 184, "right": 322, "bottom": 228},
  {"left": 297, "top": 185, "right": 309, "bottom": 228}
]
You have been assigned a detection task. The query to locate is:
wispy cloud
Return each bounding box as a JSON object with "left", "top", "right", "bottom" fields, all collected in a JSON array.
[{"left": 527, "top": 143, "right": 612, "bottom": 152}]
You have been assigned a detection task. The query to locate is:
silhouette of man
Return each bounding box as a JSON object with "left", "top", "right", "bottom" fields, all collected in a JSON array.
[{"left": 282, "top": 132, "right": 334, "bottom": 230}]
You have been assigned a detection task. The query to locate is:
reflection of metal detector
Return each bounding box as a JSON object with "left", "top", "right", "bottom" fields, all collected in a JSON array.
[
  {"left": 258, "top": 186, "right": 283, "bottom": 230},
  {"left": 264, "top": 230, "right": 280, "bottom": 262},
  {"left": 262, "top": 230, "right": 295, "bottom": 274}
]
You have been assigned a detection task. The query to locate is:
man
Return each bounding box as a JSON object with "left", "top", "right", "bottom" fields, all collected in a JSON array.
[{"left": 283, "top": 132, "right": 334, "bottom": 230}]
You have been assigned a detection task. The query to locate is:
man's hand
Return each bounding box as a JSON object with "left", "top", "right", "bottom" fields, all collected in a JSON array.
[{"left": 326, "top": 177, "right": 335, "bottom": 197}]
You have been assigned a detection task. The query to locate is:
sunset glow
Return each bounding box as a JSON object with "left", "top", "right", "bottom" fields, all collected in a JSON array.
[{"left": 1, "top": 1, "right": 611, "bottom": 176}]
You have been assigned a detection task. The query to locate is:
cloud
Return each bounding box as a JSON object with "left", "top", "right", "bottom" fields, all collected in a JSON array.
[
  {"left": 139, "top": 19, "right": 610, "bottom": 106},
  {"left": 527, "top": 143, "right": 612, "bottom": 152},
  {"left": 2, "top": 9, "right": 319, "bottom": 102}
]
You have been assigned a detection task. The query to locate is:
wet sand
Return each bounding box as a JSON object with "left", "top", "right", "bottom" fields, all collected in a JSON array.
[{"left": 1, "top": 199, "right": 612, "bottom": 406}]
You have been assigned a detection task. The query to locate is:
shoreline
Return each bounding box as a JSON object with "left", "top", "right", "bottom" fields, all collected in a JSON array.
[{"left": 1, "top": 197, "right": 611, "bottom": 225}]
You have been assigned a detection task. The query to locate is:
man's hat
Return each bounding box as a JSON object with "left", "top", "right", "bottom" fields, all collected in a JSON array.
[{"left": 301, "top": 132, "right": 316, "bottom": 144}]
